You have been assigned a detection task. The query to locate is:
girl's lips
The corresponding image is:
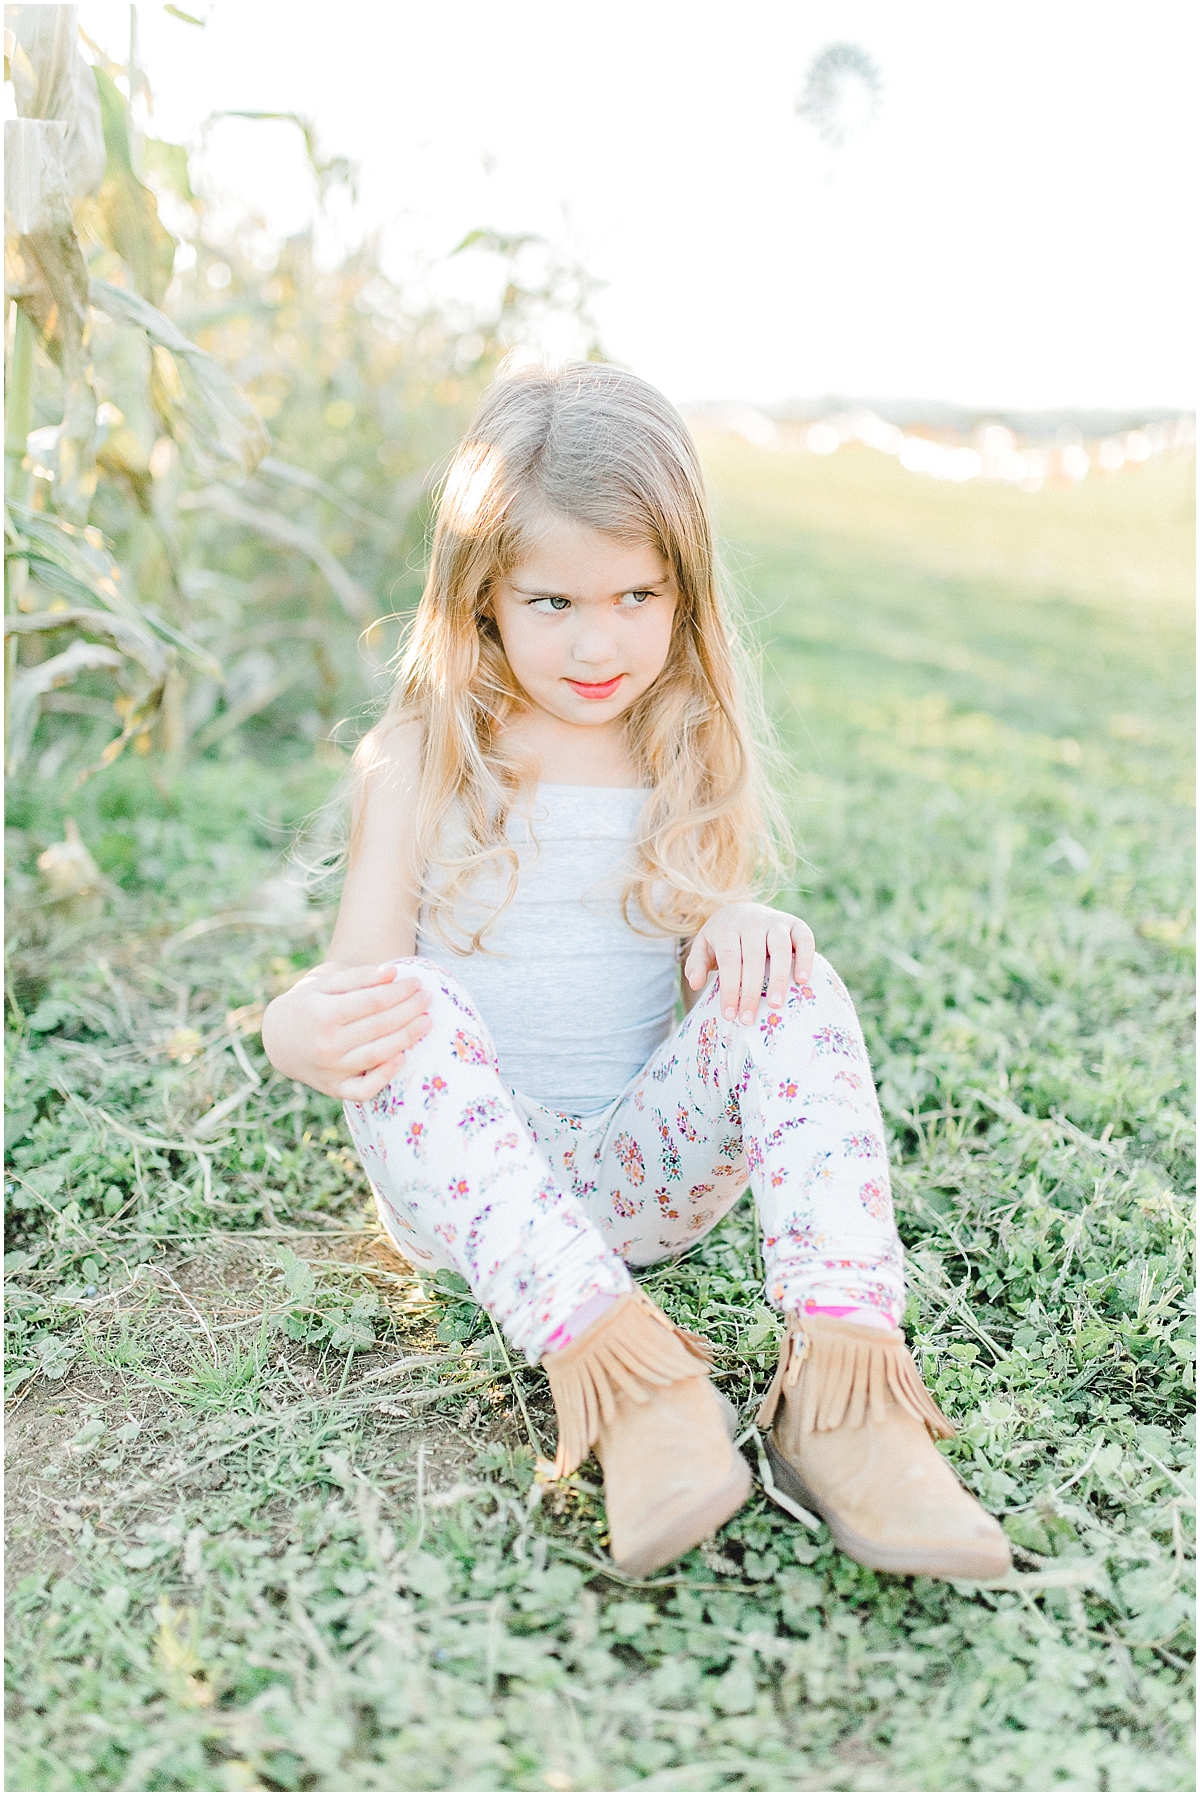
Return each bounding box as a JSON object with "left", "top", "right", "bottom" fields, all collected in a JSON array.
[{"left": 566, "top": 675, "right": 623, "bottom": 700}]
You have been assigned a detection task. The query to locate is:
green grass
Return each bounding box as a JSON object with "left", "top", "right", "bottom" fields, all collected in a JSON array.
[{"left": 4, "top": 444, "right": 1194, "bottom": 1791}]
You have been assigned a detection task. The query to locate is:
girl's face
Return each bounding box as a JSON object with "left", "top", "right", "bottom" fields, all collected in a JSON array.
[{"left": 491, "top": 516, "right": 678, "bottom": 730}]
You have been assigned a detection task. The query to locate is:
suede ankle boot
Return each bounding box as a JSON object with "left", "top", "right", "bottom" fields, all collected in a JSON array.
[
  {"left": 757, "top": 1313, "right": 1011, "bottom": 1580},
  {"left": 543, "top": 1287, "right": 751, "bottom": 1577}
]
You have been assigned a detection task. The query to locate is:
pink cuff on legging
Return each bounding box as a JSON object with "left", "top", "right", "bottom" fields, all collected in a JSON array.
[{"left": 805, "top": 1301, "right": 895, "bottom": 1331}]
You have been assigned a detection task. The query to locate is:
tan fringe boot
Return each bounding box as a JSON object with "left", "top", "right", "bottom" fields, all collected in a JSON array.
[
  {"left": 757, "top": 1313, "right": 1011, "bottom": 1579},
  {"left": 543, "top": 1288, "right": 751, "bottom": 1576}
]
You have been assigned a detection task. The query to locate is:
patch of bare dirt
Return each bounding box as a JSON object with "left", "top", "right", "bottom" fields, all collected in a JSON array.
[{"left": 5, "top": 1227, "right": 534, "bottom": 1596}]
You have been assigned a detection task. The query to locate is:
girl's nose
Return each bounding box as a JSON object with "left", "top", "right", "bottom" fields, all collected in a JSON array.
[{"left": 570, "top": 627, "right": 620, "bottom": 667}]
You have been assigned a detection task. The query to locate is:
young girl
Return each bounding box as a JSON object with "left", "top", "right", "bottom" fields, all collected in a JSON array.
[{"left": 262, "top": 363, "right": 1010, "bottom": 1582}]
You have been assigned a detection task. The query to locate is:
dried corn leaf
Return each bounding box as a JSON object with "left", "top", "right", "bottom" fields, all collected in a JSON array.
[
  {"left": 3, "top": 202, "right": 98, "bottom": 519},
  {"left": 5, "top": 591, "right": 171, "bottom": 778},
  {"left": 5, "top": 46, "right": 100, "bottom": 525},
  {"left": 5, "top": 116, "right": 72, "bottom": 236},
  {"left": 9, "top": 5, "right": 105, "bottom": 198},
  {"left": 5, "top": 607, "right": 169, "bottom": 680},
  {"left": 7, "top": 638, "right": 124, "bottom": 770},
  {"left": 91, "top": 278, "right": 269, "bottom": 479},
  {"left": 4, "top": 10, "right": 106, "bottom": 521}
]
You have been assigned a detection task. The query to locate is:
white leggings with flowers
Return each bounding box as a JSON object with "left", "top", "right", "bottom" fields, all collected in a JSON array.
[{"left": 344, "top": 953, "right": 905, "bottom": 1364}]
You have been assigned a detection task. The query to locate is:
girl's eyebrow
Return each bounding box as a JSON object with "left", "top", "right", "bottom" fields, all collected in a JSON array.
[{"left": 511, "top": 581, "right": 667, "bottom": 598}]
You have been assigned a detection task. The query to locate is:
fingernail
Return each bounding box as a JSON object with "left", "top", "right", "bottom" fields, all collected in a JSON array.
[
  {"left": 741, "top": 1009, "right": 754, "bottom": 1023},
  {"left": 723, "top": 1006, "right": 736, "bottom": 1020}
]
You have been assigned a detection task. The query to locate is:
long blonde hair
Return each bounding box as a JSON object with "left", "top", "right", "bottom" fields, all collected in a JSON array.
[{"left": 368, "top": 361, "right": 790, "bottom": 949}]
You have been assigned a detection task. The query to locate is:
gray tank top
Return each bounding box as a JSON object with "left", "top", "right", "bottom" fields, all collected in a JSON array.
[{"left": 414, "top": 785, "right": 681, "bottom": 1116}]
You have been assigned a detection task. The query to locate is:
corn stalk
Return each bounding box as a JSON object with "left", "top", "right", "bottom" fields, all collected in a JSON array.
[{"left": 3, "top": 4, "right": 263, "bottom": 777}]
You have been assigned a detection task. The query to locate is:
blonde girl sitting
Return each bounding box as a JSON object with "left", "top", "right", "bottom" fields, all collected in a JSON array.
[{"left": 262, "top": 364, "right": 1010, "bottom": 1582}]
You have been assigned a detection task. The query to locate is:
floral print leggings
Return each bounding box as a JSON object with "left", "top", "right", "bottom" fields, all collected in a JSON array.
[{"left": 345, "top": 952, "right": 905, "bottom": 1364}]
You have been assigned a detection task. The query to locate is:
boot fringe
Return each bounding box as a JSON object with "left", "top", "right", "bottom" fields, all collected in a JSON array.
[
  {"left": 755, "top": 1314, "right": 954, "bottom": 1439},
  {"left": 544, "top": 1288, "right": 714, "bottom": 1477}
]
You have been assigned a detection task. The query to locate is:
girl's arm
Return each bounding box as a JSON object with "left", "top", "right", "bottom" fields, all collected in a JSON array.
[
  {"left": 260, "top": 719, "right": 433, "bottom": 1099},
  {"left": 682, "top": 902, "right": 816, "bottom": 1025},
  {"left": 326, "top": 717, "right": 423, "bottom": 967}
]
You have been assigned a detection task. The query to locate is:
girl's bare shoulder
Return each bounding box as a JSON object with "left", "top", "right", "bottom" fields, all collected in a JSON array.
[{"left": 354, "top": 711, "right": 424, "bottom": 790}]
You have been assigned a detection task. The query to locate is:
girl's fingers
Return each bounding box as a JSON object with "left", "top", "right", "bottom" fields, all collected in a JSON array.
[
  {"left": 341, "top": 1014, "right": 431, "bottom": 1074},
  {"left": 338, "top": 991, "right": 430, "bottom": 1051},
  {"left": 765, "top": 921, "right": 796, "bottom": 1007},
  {"left": 333, "top": 974, "right": 425, "bottom": 1022},
  {"left": 340, "top": 1051, "right": 410, "bottom": 1103},
  {"left": 683, "top": 935, "right": 711, "bottom": 990},
  {"left": 693, "top": 909, "right": 817, "bottom": 1015},
  {"left": 791, "top": 919, "right": 816, "bottom": 981},
  {"left": 319, "top": 962, "right": 403, "bottom": 996},
  {"left": 738, "top": 936, "right": 766, "bottom": 1024},
  {"left": 716, "top": 936, "right": 743, "bottom": 1020}
]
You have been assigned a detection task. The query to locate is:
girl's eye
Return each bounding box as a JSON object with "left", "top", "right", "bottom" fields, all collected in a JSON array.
[
  {"left": 529, "top": 596, "right": 571, "bottom": 613},
  {"left": 618, "top": 590, "right": 653, "bottom": 607}
]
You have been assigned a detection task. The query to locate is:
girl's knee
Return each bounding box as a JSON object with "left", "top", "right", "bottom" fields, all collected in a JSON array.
[
  {"left": 388, "top": 953, "right": 460, "bottom": 984},
  {"left": 389, "top": 956, "right": 484, "bottom": 1020},
  {"left": 706, "top": 953, "right": 853, "bottom": 1019},
  {"left": 377, "top": 957, "right": 501, "bottom": 1073},
  {"left": 808, "top": 952, "right": 856, "bottom": 1014}
]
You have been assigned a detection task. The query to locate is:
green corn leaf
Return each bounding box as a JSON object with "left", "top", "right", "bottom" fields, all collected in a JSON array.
[
  {"left": 90, "top": 67, "right": 176, "bottom": 305},
  {"left": 5, "top": 508, "right": 223, "bottom": 679},
  {"left": 142, "top": 137, "right": 194, "bottom": 204}
]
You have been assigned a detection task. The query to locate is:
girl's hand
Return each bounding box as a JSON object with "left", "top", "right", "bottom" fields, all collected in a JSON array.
[
  {"left": 260, "top": 962, "right": 431, "bottom": 1101},
  {"left": 683, "top": 902, "right": 816, "bottom": 1025}
]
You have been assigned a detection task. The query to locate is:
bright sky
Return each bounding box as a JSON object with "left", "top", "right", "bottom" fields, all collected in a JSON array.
[{"left": 76, "top": 0, "right": 1196, "bottom": 412}]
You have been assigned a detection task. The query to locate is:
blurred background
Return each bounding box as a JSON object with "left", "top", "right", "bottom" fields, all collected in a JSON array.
[
  {"left": 5, "top": 0, "right": 1194, "bottom": 822},
  {"left": 74, "top": 0, "right": 1200, "bottom": 409}
]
